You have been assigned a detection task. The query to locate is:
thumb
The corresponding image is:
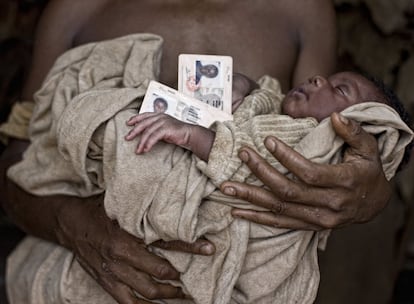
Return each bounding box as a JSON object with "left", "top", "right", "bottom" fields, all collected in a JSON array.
[
  {"left": 153, "top": 239, "right": 215, "bottom": 256},
  {"left": 330, "top": 112, "right": 378, "bottom": 157}
]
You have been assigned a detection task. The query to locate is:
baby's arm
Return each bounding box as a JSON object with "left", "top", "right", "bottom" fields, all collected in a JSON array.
[
  {"left": 125, "top": 74, "right": 258, "bottom": 160},
  {"left": 125, "top": 112, "right": 215, "bottom": 161}
]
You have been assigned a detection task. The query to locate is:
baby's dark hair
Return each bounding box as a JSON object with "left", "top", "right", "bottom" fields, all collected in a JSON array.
[{"left": 367, "top": 75, "right": 413, "bottom": 172}]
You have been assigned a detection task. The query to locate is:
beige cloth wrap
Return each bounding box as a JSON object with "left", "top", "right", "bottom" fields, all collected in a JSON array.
[
  {"left": 0, "top": 101, "right": 34, "bottom": 144},
  {"left": 6, "top": 33, "right": 414, "bottom": 304}
]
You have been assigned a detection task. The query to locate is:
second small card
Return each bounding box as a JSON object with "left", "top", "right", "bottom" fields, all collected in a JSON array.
[{"left": 140, "top": 80, "right": 232, "bottom": 128}]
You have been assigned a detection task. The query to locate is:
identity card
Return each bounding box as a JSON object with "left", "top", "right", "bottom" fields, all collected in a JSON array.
[
  {"left": 139, "top": 80, "right": 233, "bottom": 128},
  {"left": 178, "top": 54, "right": 233, "bottom": 114}
]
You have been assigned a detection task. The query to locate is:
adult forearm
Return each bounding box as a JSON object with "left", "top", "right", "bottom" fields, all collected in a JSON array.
[
  {"left": 3, "top": 177, "right": 73, "bottom": 244},
  {"left": 1, "top": 139, "right": 217, "bottom": 302},
  {"left": 0, "top": 139, "right": 54, "bottom": 241},
  {"left": 0, "top": 139, "right": 100, "bottom": 247},
  {"left": 3, "top": 182, "right": 105, "bottom": 251}
]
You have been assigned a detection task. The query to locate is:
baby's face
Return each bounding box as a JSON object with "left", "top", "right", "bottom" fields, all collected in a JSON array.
[{"left": 282, "top": 71, "right": 385, "bottom": 121}]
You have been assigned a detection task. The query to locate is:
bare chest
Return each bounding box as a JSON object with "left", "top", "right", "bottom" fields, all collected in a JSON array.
[{"left": 75, "top": 1, "right": 298, "bottom": 90}]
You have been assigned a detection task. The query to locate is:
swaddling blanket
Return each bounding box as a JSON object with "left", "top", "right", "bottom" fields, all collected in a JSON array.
[{"left": 7, "top": 33, "right": 413, "bottom": 304}]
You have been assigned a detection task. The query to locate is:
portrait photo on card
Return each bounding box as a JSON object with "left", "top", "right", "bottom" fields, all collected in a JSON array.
[
  {"left": 178, "top": 54, "right": 233, "bottom": 114},
  {"left": 141, "top": 91, "right": 176, "bottom": 116},
  {"left": 152, "top": 96, "right": 169, "bottom": 113},
  {"left": 140, "top": 81, "right": 203, "bottom": 125}
]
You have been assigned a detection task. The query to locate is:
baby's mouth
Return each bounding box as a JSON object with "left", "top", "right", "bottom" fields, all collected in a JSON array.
[{"left": 290, "top": 86, "right": 308, "bottom": 100}]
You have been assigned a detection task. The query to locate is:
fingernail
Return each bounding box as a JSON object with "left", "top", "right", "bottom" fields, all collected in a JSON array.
[
  {"left": 223, "top": 186, "right": 236, "bottom": 196},
  {"left": 232, "top": 213, "right": 244, "bottom": 219},
  {"left": 239, "top": 150, "right": 249, "bottom": 162},
  {"left": 200, "top": 244, "right": 214, "bottom": 255},
  {"left": 266, "top": 137, "right": 277, "bottom": 152},
  {"left": 338, "top": 114, "right": 349, "bottom": 125}
]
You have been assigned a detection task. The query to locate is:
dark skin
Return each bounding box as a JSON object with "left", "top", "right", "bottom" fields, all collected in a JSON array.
[
  {"left": 126, "top": 72, "right": 387, "bottom": 161},
  {"left": 224, "top": 112, "right": 391, "bottom": 230},
  {"left": 22, "top": 0, "right": 337, "bottom": 97},
  {"left": 0, "top": 0, "right": 392, "bottom": 303},
  {"left": 126, "top": 72, "right": 391, "bottom": 231}
]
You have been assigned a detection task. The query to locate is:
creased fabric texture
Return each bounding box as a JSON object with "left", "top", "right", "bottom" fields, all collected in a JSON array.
[
  {"left": 0, "top": 100, "right": 34, "bottom": 144},
  {"left": 6, "top": 34, "right": 414, "bottom": 304}
]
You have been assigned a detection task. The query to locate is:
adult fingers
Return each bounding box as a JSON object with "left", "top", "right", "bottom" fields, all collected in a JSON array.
[
  {"left": 78, "top": 240, "right": 186, "bottom": 301},
  {"left": 105, "top": 260, "right": 187, "bottom": 301},
  {"left": 331, "top": 112, "right": 378, "bottom": 158},
  {"left": 107, "top": 237, "right": 181, "bottom": 281},
  {"left": 221, "top": 180, "right": 351, "bottom": 227},
  {"left": 261, "top": 136, "right": 358, "bottom": 188},
  {"left": 98, "top": 273, "right": 139, "bottom": 304},
  {"left": 231, "top": 209, "right": 323, "bottom": 230},
  {"left": 76, "top": 256, "right": 141, "bottom": 304},
  {"left": 231, "top": 201, "right": 348, "bottom": 229},
  {"left": 153, "top": 239, "right": 215, "bottom": 255},
  {"left": 229, "top": 145, "right": 352, "bottom": 205}
]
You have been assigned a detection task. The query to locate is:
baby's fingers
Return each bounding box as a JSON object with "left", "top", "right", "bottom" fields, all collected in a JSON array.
[
  {"left": 125, "top": 113, "right": 160, "bottom": 141},
  {"left": 135, "top": 120, "right": 167, "bottom": 153},
  {"left": 126, "top": 112, "right": 155, "bottom": 126}
]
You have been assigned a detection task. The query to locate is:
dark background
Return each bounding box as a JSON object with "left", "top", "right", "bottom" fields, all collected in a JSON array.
[{"left": 0, "top": 0, "right": 413, "bottom": 303}]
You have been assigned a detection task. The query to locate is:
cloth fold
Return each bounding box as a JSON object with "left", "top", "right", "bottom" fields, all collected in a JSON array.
[
  {"left": 0, "top": 100, "right": 34, "bottom": 144},
  {"left": 6, "top": 33, "right": 413, "bottom": 304}
]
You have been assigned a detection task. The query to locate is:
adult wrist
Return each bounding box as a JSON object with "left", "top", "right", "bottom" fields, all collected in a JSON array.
[{"left": 55, "top": 194, "right": 104, "bottom": 250}]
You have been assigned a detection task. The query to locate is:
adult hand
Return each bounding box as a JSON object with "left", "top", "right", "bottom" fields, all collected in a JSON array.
[
  {"left": 220, "top": 112, "right": 391, "bottom": 230},
  {"left": 56, "top": 196, "right": 215, "bottom": 303}
]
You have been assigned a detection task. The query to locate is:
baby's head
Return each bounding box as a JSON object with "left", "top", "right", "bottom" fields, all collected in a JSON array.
[
  {"left": 283, "top": 71, "right": 413, "bottom": 171},
  {"left": 282, "top": 71, "right": 391, "bottom": 122}
]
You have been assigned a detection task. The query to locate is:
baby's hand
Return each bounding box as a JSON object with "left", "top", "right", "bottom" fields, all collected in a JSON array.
[{"left": 125, "top": 112, "right": 193, "bottom": 154}]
